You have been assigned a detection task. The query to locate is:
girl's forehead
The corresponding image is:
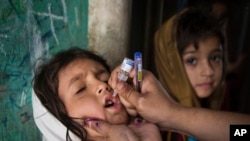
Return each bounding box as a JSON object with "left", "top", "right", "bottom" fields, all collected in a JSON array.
[
  {"left": 58, "top": 58, "right": 110, "bottom": 89},
  {"left": 58, "top": 58, "right": 107, "bottom": 76},
  {"left": 64, "top": 58, "right": 100, "bottom": 67},
  {"left": 184, "top": 37, "right": 222, "bottom": 53}
]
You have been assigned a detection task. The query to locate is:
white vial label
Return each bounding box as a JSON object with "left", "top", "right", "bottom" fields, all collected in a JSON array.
[
  {"left": 118, "top": 73, "right": 128, "bottom": 81},
  {"left": 121, "top": 58, "right": 134, "bottom": 73}
]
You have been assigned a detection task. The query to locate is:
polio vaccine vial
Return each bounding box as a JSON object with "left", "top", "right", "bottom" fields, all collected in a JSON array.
[
  {"left": 118, "top": 58, "right": 134, "bottom": 81},
  {"left": 112, "top": 58, "right": 134, "bottom": 97}
]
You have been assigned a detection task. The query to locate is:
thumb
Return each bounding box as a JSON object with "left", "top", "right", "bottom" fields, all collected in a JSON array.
[{"left": 116, "top": 81, "right": 140, "bottom": 109}]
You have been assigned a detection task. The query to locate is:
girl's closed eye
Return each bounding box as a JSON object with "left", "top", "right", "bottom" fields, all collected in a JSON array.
[
  {"left": 103, "top": 80, "right": 108, "bottom": 84},
  {"left": 76, "top": 87, "right": 86, "bottom": 94}
]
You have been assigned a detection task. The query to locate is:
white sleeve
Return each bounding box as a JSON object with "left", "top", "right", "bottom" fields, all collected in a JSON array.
[{"left": 32, "top": 91, "right": 80, "bottom": 141}]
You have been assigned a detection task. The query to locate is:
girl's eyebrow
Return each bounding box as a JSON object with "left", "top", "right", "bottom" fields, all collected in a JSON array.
[
  {"left": 182, "top": 50, "right": 197, "bottom": 55},
  {"left": 68, "top": 69, "right": 108, "bottom": 88},
  {"left": 183, "top": 46, "right": 223, "bottom": 55},
  {"left": 69, "top": 74, "right": 83, "bottom": 88},
  {"left": 211, "top": 48, "right": 223, "bottom": 53},
  {"left": 96, "top": 69, "right": 109, "bottom": 76}
]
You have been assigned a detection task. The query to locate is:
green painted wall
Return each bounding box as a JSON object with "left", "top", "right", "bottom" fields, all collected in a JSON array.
[{"left": 0, "top": 0, "right": 88, "bottom": 140}]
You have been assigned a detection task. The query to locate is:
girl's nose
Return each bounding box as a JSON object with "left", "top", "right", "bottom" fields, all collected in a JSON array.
[
  {"left": 201, "top": 61, "right": 214, "bottom": 76},
  {"left": 97, "top": 83, "right": 111, "bottom": 95}
]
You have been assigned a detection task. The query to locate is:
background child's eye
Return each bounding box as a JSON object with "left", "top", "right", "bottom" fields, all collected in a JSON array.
[
  {"left": 186, "top": 58, "right": 197, "bottom": 64},
  {"left": 211, "top": 55, "right": 222, "bottom": 62}
]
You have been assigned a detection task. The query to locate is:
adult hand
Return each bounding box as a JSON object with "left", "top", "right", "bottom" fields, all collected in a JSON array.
[
  {"left": 109, "top": 66, "right": 178, "bottom": 127},
  {"left": 88, "top": 120, "right": 139, "bottom": 141},
  {"left": 128, "top": 117, "right": 162, "bottom": 141},
  {"left": 109, "top": 66, "right": 250, "bottom": 141},
  {"left": 88, "top": 118, "right": 162, "bottom": 141}
]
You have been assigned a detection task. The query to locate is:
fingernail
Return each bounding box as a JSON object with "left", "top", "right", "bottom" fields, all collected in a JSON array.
[
  {"left": 84, "top": 119, "right": 99, "bottom": 128},
  {"left": 88, "top": 121, "right": 100, "bottom": 129},
  {"left": 133, "top": 117, "right": 144, "bottom": 125},
  {"left": 95, "top": 121, "right": 99, "bottom": 127}
]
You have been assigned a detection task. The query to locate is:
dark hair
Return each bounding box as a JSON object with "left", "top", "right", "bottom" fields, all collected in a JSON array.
[
  {"left": 176, "top": 8, "right": 226, "bottom": 53},
  {"left": 185, "top": 0, "right": 213, "bottom": 10},
  {"left": 174, "top": 7, "right": 227, "bottom": 85},
  {"left": 33, "top": 47, "right": 110, "bottom": 141}
]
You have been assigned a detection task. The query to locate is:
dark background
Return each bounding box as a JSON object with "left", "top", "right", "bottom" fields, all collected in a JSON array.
[{"left": 128, "top": 0, "right": 250, "bottom": 114}]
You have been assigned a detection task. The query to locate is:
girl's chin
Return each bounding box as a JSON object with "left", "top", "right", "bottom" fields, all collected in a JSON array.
[{"left": 196, "top": 90, "right": 213, "bottom": 98}]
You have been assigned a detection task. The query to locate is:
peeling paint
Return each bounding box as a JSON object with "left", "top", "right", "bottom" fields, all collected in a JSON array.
[{"left": 0, "top": 0, "right": 88, "bottom": 140}]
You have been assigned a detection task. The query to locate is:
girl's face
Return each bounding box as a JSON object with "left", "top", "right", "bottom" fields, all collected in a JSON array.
[
  {"left": 182, "top": 36, "right": 223, "bottom": 98},
  {"left": 58, "top": 58, "right": 128, "bottom": 138}
]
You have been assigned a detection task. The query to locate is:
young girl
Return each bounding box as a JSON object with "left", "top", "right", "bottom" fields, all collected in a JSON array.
[
  {"left": 154, "top": 7, "right": 226, "bottom": 141},
  {"left": 33, "top": 47, "right": 161, "bottom": 141}
]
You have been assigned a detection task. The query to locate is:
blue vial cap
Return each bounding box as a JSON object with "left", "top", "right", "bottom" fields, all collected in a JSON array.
[{"left": 134, "top": 52, "right": 142, "bottom": 59}]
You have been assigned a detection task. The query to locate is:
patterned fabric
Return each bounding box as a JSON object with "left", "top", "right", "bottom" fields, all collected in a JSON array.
[{"left": 161, "top": 131, "right": 188, "bottom": 141}]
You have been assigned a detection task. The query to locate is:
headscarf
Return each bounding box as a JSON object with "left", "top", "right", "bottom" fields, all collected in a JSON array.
[{"left": 154, "top": 9, "right": 225, "bottom": 109}]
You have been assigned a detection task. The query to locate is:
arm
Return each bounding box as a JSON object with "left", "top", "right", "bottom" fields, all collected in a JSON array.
[
  {"left": 109, "top": 68, "right": 250, "bottom": 141},
  {"left": 166, "top": 106, "right": 250, "bottom": 141}
]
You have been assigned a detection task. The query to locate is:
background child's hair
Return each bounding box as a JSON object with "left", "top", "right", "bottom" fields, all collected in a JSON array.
[
  {"left": 33, "top": 47, "right": 110, "bottom": 141},
  {"left": 175, "top": 7, "right": 226, "bottom": 54},
  {"left": 174, "top": 7, "right": 227, "bottom": 82}
]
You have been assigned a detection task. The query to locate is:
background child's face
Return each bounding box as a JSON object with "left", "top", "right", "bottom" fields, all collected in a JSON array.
[
  {"left": 182, "top": 36, "right": 223, "bottom": 98},
  {"left": 57, "top": 58, "right": 128, "bottom": 137}
]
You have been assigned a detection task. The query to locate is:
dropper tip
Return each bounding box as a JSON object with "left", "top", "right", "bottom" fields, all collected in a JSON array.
[{"left": 112, "top": 91, "right": 118, "bottom": 97}]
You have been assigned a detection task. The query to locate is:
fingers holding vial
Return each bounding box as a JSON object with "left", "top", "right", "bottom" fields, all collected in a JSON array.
[{"left": 111, "top": 58, "right": 134, "bottom": 97}]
